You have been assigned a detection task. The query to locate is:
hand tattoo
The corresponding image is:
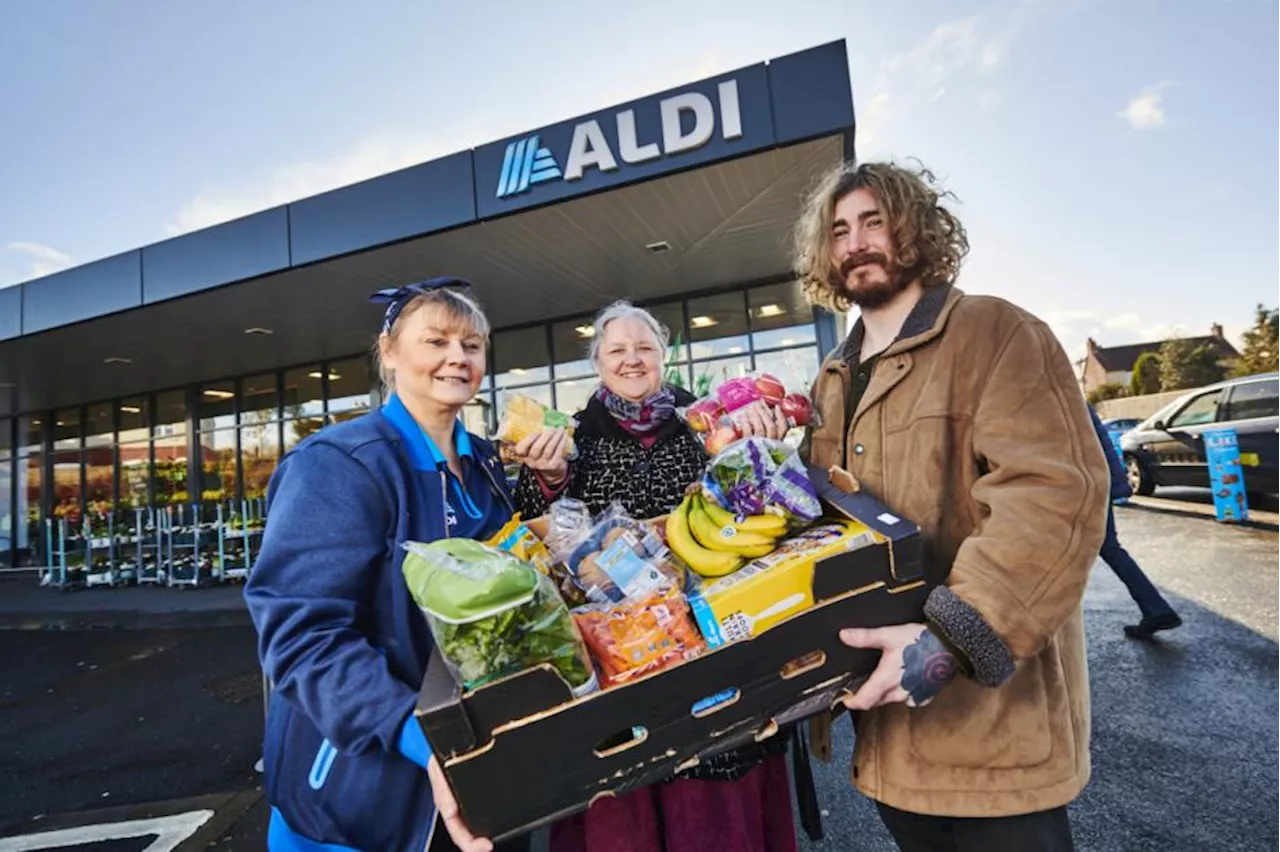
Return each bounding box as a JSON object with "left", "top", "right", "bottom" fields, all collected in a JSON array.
[{"left": 900, "top": 628, "right": 959, "bottom": 707}]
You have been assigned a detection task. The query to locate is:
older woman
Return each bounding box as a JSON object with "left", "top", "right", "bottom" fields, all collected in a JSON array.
[
  {"left": 246, "top": 279, "right": 519, "bottom": 852},
  {"left": 513, "top": 301, "right": 797, "bottom": 852}
]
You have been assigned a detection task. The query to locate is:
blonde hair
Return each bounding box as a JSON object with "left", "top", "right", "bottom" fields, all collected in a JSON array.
[
  {"left": 372, "top": 288, "right": 490, "bottom": 394},
  {"left": 792, "top": 160, "right": 969, "bottom": 312}
]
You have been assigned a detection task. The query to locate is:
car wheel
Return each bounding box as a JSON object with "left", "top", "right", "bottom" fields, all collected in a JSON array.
[{"left": 1126, "top": 455, "right": 1155, "bottom": 496}]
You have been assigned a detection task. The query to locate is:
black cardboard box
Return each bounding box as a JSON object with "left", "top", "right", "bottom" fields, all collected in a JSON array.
[{"left": 415, "top": 465, "right": 929, "bottom": 842}]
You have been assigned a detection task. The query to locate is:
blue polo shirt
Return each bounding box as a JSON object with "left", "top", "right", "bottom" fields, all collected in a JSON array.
[{"left": 380, "top": 396, "right": 508, "bottom": 542}]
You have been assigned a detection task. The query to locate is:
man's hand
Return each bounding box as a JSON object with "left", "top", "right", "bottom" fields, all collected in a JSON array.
[
  {"left": 733, "top": 400, "right": 791, "bottom": 441},
  {"left": 839, "top": 623, "right": 960, "bottom": 710},
  {"left": 428, "top": 756, "right": 492, "bottom": 852},
  {"left": 513, "top": 428, "right": 570, "bottom": 487}
]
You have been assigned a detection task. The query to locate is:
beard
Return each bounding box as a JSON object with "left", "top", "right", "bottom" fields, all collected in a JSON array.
[{"left": 835, "top": 252, "right": 912, "bottom": 309}]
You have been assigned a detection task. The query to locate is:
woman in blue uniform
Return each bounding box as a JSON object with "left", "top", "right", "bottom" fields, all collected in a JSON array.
[{"left": 245, "top": 279, "right": 514, "bottom": 852}]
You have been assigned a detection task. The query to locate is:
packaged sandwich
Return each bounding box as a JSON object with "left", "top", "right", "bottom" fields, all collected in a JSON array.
[{"left": 495, "top": 394, "right": 578, "bottom": 459}]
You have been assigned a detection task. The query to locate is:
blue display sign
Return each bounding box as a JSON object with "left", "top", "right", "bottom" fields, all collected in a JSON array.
[
  {"left": 1203, "top": 428, "right": 1250, "bottom": 522},
  {"left": 474, "top": 63, "right": 775, "bottom": 218}
]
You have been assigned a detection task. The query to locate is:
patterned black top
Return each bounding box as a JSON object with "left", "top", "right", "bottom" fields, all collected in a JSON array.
[{"left": 515, "top": 387, "right": 788, "bottom": 782}]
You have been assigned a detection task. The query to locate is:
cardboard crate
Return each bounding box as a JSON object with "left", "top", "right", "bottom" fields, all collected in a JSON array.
[{"left": 416, "top": 465, "right": 929, "bottom": 842}]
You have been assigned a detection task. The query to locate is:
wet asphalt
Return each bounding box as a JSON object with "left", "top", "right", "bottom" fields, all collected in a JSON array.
[{"left": 0, "top": 501, "right": 1275, "bottom": 851}]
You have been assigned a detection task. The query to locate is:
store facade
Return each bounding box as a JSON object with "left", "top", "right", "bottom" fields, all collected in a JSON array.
[{"left": 0, "top": 40, "right": 855, "bottom": 570}]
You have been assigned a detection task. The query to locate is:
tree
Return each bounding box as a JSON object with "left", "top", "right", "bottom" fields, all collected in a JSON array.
[
  {"left": 1130, "top": 352, "right": 1163, "bottom": 396},
  {"left": 1087, "top": 382, "right": 1128, "bottom": 405},
  {"left": 1228, "top": 304, "right": 1279, "bottom": 378},
  {"left": 1158, "top": 337, "right": 1226, "bottom": 391}
]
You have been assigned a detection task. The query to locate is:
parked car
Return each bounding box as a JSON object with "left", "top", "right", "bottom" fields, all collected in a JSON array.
[
  {"left": 1102, "top": 417, "right": 1143, "bottom": 435},
  {"left": 1121, "top": 373, "right": 1279, "bottom": 497}
]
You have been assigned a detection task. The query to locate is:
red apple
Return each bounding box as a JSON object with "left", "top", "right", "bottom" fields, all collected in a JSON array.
[
  {"left": 779, "top": 393, "right": 815, "bottom": 427},
  {"left": 704, "top": 416, "right": 742, "bottom": 456},
  {"left": 754, "top": 373, "right": 786, "bottom": 406},
  {"left": 685, "top": 398, "right": 725, "bottom": 433}
]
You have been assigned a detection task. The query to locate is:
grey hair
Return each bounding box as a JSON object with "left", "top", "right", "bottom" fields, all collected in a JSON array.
[{"left": 587, "top": 300, "right": 670, "bottom": 365}]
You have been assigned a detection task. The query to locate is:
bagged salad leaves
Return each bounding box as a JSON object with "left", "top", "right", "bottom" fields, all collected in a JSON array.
[
  {"left": 402, "top": 538, "right": 597, "bottom": 696},
  {"left": 702, "top": 437, "right": 822, "bottom": 522}
]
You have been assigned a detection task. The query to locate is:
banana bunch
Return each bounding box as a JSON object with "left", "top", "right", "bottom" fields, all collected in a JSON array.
[{"left": 665, "top": 492, "right": 787, "bottom": 578}]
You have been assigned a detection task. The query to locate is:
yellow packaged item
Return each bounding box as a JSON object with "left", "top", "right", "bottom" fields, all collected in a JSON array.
[
  {"left": 687, "top": 520, "right": 881, "bottom": 647},
  {"left": 484, "top": 515, "right": 555, "bottom": 576},
  {"left": 495, "top": 394, "right": 577, "bottom": 457}
]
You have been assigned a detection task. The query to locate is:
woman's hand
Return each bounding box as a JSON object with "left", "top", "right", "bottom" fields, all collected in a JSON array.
[
  {"left": 428, "top": 756, "right": 493, "bottom": 852},
  {"left": 513, "top": 428, "right": 570, "bottom": 487},
  {"left": 734, "top": 400, "right": 791, "bottom": 441}
]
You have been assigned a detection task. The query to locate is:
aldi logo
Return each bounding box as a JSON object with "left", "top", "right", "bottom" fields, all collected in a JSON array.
[{"left": 493, "top": 80, "right": 744, "bottom": 199}]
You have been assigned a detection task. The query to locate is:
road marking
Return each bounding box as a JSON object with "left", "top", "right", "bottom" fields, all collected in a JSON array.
[{"left": 0, "top": 809, "right": 213, "bottom": 851}]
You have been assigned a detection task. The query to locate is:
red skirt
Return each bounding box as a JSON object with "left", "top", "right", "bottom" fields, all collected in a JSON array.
[{"left": 548, "top": 754, "right": 797, "bottom": 852}]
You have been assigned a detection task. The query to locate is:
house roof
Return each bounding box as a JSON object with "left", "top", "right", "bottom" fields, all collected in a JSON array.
[{"left": 1092, "top": 335, "right": 1239, "bottom": 373}]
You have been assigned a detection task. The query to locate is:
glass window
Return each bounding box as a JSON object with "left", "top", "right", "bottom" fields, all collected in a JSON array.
[
  {"left": 0, "top": 418, "right": 11, "bottom": 459},
  {"left": 328, "top": 357, "right": 372, "bottom": 421},
  {"left": 84, "top": 444, "right": 113, "bottom": 512},
  {"left": 53, "top": 408, "right": 81, "bottom": 451},
  {"left": 16, "top": 453, "right": 42, "bottom": 566},
  {"left": 85, "top": 402, "right": 114, "bottom": 449},
  {"left": 199, "top": 429, "right": 238, "bottom": 505},
  {"left": 200, "top": 382, "right": 237, "bottom": 431},
  {"left": 753, "top": 346, "right": 821, "bottom": 398},
  {"left": 460, "top": 401, "right": 491, "bottom": 437},
  {"left": 241, "top": 423, "right": 280, "bottom": 501},
  {"left": 241, "top": 372, "right": 280, "bottom": 423},
  {"left": 0, "top": 458, "right": 11, "bottom": 568},
  {"left": 20, "top": 416, "right": 44, "bottom": 456},
  {"left": 750, "top": 282, "right": 817, "bottom": 350},
  {"left": 1168, "top": 390, "right": 1224, "bottom": 428},
  {"left": 1223, "top": 380, "right": 1279, "bottom": 422},
  {"left": 118, "top": 398, "right": 149, "bottom": 444},
  {"left": 690, "top": 356, "right": 753, "bottom": 396},
  {"left": 494, "top": 326, "right": 551, "bottom": 387},
  {"left": 688, "top": 293, "right": 749, "bottom": 360},
  {"left": 283, "top": 366, "right": 325, "bottom": 419},
  {"left": 554, "top": 377, "right": 596, "bottom": 416},
  {"left": 647, "top": 301, "right": 688, "bottom": 360},
  {"left": 552, "top": 317, "right": 597, "bottom": 380},
  {"left": 51, "top": 446, "right": 81, "bottom": 527},
  {"left": 118, "top": 441, "right": 150, "bottom": 510}
]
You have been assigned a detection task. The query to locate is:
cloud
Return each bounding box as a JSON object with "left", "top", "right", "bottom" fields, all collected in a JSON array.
[
  {"left": 2, "top": 241, "right": 73, "bottom": 282},
  {"left": 1102, "top": 311, "right": 1181, "bottom": 341},
  {"left": 167, "top": 131, "right": 473, "bottom": 235},
  {"left": 1119, "top": 83, "right": 1172, "bottom": 130},
  {"left": 856, "top": 13, "right": 1024, "bottom": 154}
]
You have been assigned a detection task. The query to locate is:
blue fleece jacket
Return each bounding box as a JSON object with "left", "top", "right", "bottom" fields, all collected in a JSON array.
[{"left": 245, "top": 397, "right": 514, "bottom": 852}]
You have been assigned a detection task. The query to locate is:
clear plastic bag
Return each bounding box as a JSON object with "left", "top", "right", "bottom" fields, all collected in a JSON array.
[
  {"left": 494, "top": 393, "right": 579, "bottom": 460},
  {"left": 572, "top": 583, "right": 706, "bottom": 687},
  {"left": 563, "top": 502, "right": 690, "bottom": 604},
  {"left": 401, "top": 538, "right": 597, "bottom": 696},
  {"left": 679, "top": 373, "right": 821, "bottom": 454},
  {"left": 701, "top": 437, "right": 822, "bottom": 522}
]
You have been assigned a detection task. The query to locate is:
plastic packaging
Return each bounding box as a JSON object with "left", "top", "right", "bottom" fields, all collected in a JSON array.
[
  {"left": 679, "top": 373, "right": 821, "bottom": 456},
  {"left": 563, "top": 502, "right": 689, "bottom": 604},
  {"left": 702, "top": 438, "right": 822, "bottom": 522},
  {"left": 402, "top": 538, "right": 596, "bottom": 695},
  {"left": 573, "top": 584, "right": 706, "bottom": 687},
  {"left": 495, "top": 394, "right": 579, "bottom": 459},
  {"left": 542, "top": 497, "right": 594, "bottom": 565}
]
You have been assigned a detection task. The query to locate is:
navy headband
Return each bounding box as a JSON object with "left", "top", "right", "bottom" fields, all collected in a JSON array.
[{"left": 369, "top": 276, "right": 473, "bottom": 335}]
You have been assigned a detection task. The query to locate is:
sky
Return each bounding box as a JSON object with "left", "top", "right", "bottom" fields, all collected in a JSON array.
[{"left": 0, "top": 0, "right": 1276, "bottom": 362}]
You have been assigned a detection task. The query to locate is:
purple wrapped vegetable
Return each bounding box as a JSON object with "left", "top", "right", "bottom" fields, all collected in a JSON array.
[{"left": 701, "top": 438, "right": 821, "bottom": 522}]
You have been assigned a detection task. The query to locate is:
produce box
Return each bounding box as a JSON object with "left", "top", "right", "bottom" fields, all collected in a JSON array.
[{"left": 415, "top": 465, "right": 929, "bottom": 843}]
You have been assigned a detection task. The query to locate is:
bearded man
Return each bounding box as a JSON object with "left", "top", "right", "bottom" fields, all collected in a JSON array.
[{"left": 796, "top": 161, "right": 1108, "bottom": 852}]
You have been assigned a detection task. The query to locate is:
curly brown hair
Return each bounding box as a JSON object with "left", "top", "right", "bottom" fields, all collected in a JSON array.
[{"left": 792, "top": 160, "right": 969, "bottom": 312}]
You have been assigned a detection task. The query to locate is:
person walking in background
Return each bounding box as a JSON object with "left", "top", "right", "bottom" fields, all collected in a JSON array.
[{"left": 1088, "top": 405, "right": 1183, "bottom": 639}]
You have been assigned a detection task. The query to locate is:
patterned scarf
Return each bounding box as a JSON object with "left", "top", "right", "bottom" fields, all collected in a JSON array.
[{"left": 596, "top": 385, "right": 677, "bottom": 437}]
